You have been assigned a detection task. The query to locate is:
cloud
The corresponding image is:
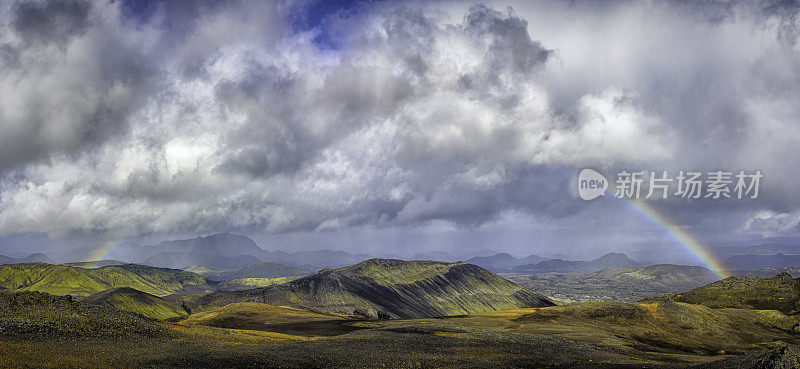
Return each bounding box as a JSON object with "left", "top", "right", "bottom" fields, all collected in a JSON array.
[{"left": 0, "top": 1, "right": 798, "bottom": 240}]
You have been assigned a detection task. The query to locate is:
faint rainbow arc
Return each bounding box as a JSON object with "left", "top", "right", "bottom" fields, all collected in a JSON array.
[
  {"left": 86, "top": 237, "right": 129, "bottom": 267},
  {"left": 616, "top": 197, "right": 729, "bottom": 279}
]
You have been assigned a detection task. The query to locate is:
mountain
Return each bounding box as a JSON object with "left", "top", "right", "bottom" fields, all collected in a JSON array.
[
  {"left": 0, "top": 263, "right": 210, "bottom": 298},
  {"left": 218, "top": 261, "right": 307, "bottom": 280},
  {"left": 513, "top": 252, "right": 641, "bottom": 273},
  {"left": 465, "top": 253, "right": 519, "bottom": 272},
  {"left": 0, "top": 253, "right": 54, "bottom": 265},
  {"left": 518, "top": 254, "right": 549, "bottom": 265},
  {"left": 507, "top": 264, "right": 720, "bottom": 303},
  {"left": 674, "top": 272, "right": 800, "bottom": 314},
  {"left": 191, "top": 259, "right": 554, "bottom": 319},
  {"left": 411, "top": 251, "right": 457, "bottom": 261},
  {"left": 82, "top": 287, "right": 189, "bottom": 320},
  {"left": 143, "top": 252, "right": 260, "bottom": 270},
  {"left": 270, "top": 249, "right": 372, "bottom": 269},
  {"left": 155, "top": 233, "right": 265, "bottom": 256}
]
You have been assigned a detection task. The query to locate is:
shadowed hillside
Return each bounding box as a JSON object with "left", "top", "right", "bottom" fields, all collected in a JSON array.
[
  {"left": 83, "top": 287, "right": 190, "bottom": 320},
  {"left": 191, "top": 259, "right": 554, "bottom": 318},
  {"left": 0, "top": 263, "right": 210, "bottom": 298}
]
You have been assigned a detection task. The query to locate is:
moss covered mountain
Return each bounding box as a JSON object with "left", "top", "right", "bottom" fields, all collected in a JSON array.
[
  {"left": 191, "top": 259, "right": 554, "bottom": 318},
  {"left": 0, "top": 263, "right": 209, "bottom": 298},
  {"left": 82, "top": 287, "right": 190, "bottom": 320},
  {"left": 674, "top": 272, "right": 800, "bottom": 314}
]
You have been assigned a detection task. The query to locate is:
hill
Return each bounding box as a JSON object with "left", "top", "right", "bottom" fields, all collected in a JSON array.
[
  {"left": 218, "top": 261, "right": 307, "bottom": 280},
  {"left": 513, "top": 252, "right": 641, "bottom": 273},
  {"left": 82, "top": 287, "right": 189, "bottom": 320},
  {"left": 674, "top": 272, "right": 800, "bottom": 314},
  {"left": 191, "top": 259, "right": 554, "bottom": 318},
  {"left": 506, "top": 264, "right": 720, "bottom": 303},
  {"left": 143, "top": 252, "right": 261, "bottom": 270},
  {"left": 0, "top": 263, "right": 210, "bottom": 297}
]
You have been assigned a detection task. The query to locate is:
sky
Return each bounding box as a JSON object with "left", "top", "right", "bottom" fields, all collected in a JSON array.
[{"left": 0, "top": 0, "right": 799, "bottom": 263}]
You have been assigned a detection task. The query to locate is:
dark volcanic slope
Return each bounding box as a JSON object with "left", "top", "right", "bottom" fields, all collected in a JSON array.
[
  {"left": 192, "top": 259, "right": 554, "bottom": 319},
  {"left": 675, "top": 272, "right": 800, "bottom": 314}
]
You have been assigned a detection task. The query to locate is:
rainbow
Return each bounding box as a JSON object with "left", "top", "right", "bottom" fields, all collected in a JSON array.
[
  {"left": 86, "top": 237, "right": 129, "bottom": 267},
  {"left": 618, "top": 198, "right": 729, "bottom": 279}
]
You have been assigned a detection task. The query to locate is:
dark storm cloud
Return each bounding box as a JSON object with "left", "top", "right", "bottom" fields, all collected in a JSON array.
[
  {"left": 11, "top": 0, "right": 91, "bottom": 45},
  {"left": 0, "top": 1, "right": 798, "bottom": 241}
]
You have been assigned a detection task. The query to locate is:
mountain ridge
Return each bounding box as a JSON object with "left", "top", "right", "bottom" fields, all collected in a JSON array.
[{"left": 190, "top": 258, "right": 554, "bottom": 319}]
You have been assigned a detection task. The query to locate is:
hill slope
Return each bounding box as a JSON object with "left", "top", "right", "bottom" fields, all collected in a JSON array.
[
  {"left": 192, "top": 259, "right": 554, "bottom": 319},
  {"left": 675, "top": 272, "right": 800, "bottom": 314},
  {"left": 82, "top": 287, "right": 189, "bottom": 320},
  {"left": 0, "top": 263, "right": 209, "bottom": 297}
]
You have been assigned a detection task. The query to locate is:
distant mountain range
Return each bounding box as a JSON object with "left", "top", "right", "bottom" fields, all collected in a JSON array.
[
  {"left": 191, "top": 259, "right": 555, "bottom": 319},
  {"left": 512, "top": 252, "right": 642, "bottom": 273},
  {"left": 507, "top": 264, "right": 720, "bottom": 303},
  {"left": 143, "top": 252, "right": 262, "bottom": 270},
  {"left": 464, "top": 253, "right": 550, "bottom": 273},
  {"left": 186, "top": 261, "right": 307, "bottom": 281},
  {"left": 0, "top": 253, "right": 52, "bottom": 265}
]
